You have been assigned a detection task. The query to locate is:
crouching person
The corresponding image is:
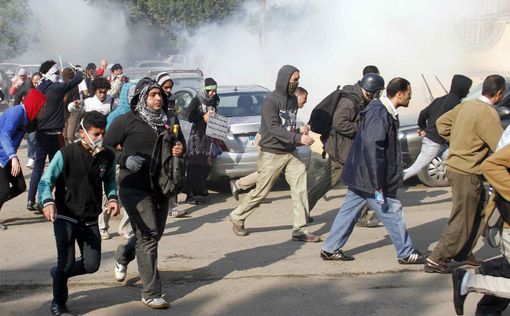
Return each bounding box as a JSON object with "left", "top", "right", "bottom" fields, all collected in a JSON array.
[{"left": 38, "top": 111, "right": 119, "bottom": 316}]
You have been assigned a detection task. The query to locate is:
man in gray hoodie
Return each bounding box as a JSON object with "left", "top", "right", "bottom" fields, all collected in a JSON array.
[{"left": 229, "top": 65, "right": 320, "bottom": 242}]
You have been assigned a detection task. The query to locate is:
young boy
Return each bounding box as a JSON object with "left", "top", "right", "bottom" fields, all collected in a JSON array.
[{"left": 38, "top": 111, "right": 119, "bottom": 316}]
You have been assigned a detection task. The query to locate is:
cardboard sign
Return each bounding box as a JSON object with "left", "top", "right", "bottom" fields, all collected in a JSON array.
[{"left": 206, "top": 113, "right": 230, "bottom": 141}]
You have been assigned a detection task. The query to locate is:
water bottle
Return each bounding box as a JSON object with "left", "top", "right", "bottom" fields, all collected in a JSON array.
[{"left": 375, "top": 190, "right": 385, "bottom": 204}]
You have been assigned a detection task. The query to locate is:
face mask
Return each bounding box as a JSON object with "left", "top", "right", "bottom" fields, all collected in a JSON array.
[
  {"left": 80, "top": 120, "right": 105, "bottom": 156},
  {"left": 288, "top": 81, "right": 299, "bottom": 95}
]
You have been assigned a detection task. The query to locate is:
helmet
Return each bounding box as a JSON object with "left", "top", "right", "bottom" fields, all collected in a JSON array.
[{"left": 359, "top": 73, "right": 385, "bottom": 92}]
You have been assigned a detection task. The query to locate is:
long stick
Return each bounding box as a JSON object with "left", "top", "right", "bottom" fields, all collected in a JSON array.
[
  {"left": 435, "top": 76, "right": 448, "bottom": 94},
  {"left": 421, "top": 74, "right": 434, "bottom": 102},
  {"left": 57, "top": 50, "right": 64, "bottom": 69}
]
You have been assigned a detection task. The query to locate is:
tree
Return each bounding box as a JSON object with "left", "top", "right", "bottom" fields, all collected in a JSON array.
[{"left": 0, "top": 0, "right": 32, "bottom": 61}]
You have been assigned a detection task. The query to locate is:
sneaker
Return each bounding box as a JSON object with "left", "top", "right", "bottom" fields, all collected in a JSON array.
[
  {"left": 230, "top": 180, "right": 239, "bottom": 201},
  {"left": 0, "top": 223, "right": 6, "bottom": 231},
  {"left": 229, "top": 215, "right": 248, "bottom": 236},
  {"left": 50, "top": 300, "right": 72, "bottom": 316},
  {"left": 185, "top": 196, "right": 201, "bottom": 205},
  {"left": 27, "top": 202, "right": 38, "bottom": 212},
  {"left": 142, "top": 296, "right": 169, "bottom": 309},
  {"left": 26, "top": 158, "right": 35, "bottom": 169},
  {"left": 424, "top": 257, "right": 451, "bottom": 273},
  {"left": 398, "top": 249, "right": 430, "bottom": 264},
  {"left": 99, "top": 229, "right": 111, "bottom": 240},
  {"left": 292, "top": 233, "right": 321, "bottom": 242},
  {"left": 114, "top": 262, "right": 127, "bottom": 282},
  {"left": 169, "top": 208, "right": 187, "bottom": 218},
  {"left": 320, "top": 249, "right": 355, "bottom": 261}
]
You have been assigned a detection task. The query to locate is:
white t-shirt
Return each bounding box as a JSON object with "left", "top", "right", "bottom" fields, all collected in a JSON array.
[{"left": 84, "top": 95, "right": 113, "bottom": 115}]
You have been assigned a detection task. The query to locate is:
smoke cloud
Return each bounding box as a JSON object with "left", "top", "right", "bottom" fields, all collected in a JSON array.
[{"left": 10, "top": 0, "right": 510, "bottom": 119}]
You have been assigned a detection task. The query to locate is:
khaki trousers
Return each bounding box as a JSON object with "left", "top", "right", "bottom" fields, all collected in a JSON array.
[
  {"left": 307, "top": 158, "right": 344, "bottom": 212},
  {"left": 429, "top": 171, "right": 486, "bottom": 263},
  {"left": 230, "top": 150, "right": 309, "bottom": 235}
]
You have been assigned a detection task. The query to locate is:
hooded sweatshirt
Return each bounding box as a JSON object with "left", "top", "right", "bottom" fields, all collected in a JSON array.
[
  {"left": 417, "top": 74, "right": 472, "bottom": 144},
  {"left": 258, "top": 65, "right": 302, "bottom": 153}
]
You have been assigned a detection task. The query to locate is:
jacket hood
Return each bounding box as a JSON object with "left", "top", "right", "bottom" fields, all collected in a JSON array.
[
  {"left": 449, "top": 74, "right": 473, "bottom": 99},
  {"left": 275, "top": 65, "right": 299, "bottom": 96},
  {"left": 342, "top": 83, "right": 364, "bottom": 104}
]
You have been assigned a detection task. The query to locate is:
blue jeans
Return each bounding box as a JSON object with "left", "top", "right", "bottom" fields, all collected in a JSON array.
[
  {"left": 27, "top": 132, "right": 62, "bottom": 204},
  {"left": 52, "top": 218, "right": 101, "bottom": 305},
  {"left": 323, "top": 188, "right": 414, "bottom": 259},
  {"left": 27, "top": 132, "right": 36, "bottom": 159}
]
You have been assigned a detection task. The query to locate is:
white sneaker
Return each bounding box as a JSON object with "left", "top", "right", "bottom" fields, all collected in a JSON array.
[
  {"left": 99, "top": 229, "right": 111, "bottom": 240},
  {"left": 26, "top": 158, "right": 34, "bottom": 169},
  {"left": 114, "top": 262, "right": 127, "bottom": 282},
  {"left": 142, "top": 296, "right": 169, "bottom": 309},
  {"left": 168, "top": 208, "right": 187, "bottom": 218}
]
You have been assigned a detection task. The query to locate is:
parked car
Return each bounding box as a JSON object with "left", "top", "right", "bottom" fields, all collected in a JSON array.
[
  {"left": 0, "top": 63, "right": 20, "bottom": 79},
  {"left": 0, "top": 69, "right": 12, "bottom": 103},
  {"left": 135, "top": 60, "right": 173, "bottom": 69},
  {"left": 399, "top": 76, "right": 510, "bottom": 187},
  {"left": 123, "top": 68, "right": 204, "bottom": 90},
  {"left": 172, "top": 85, "right": 312, "bottom": 182},
  {"left": 15, "top": 64, "right": 40, "bottom": 77}
]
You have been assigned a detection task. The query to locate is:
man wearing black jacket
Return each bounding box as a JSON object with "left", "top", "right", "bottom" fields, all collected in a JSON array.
[
  {"left": 229, "top": 65, "right": 320, "bottom": 242},
  {"left": 403, "top": 74, "right": 472, "bottom": 180},
  {"left": 104, "top": 80, "right": 185, "bottom": 309},
  {"left": 27, "top": 60, "right": 83, "bottom": 212}
]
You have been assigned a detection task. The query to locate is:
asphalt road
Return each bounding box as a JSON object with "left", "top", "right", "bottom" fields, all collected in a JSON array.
[{"left": 0, "top": 141, "right": 507, "bottom": 316}]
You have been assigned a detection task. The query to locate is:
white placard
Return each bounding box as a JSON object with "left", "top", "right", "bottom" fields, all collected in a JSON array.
[{"left": 206, "top": 113, "right": 230, "bottom": 141}]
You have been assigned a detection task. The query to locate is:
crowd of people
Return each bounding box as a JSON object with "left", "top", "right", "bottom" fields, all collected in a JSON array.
[{"left": 0, "top": 59, "right": 509, "bottom": 316}]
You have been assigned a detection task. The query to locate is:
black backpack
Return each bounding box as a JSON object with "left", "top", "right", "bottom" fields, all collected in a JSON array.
[
  {"left": 308, "top": 85, "right": 343, "bottom": 136},
  {"left": 150, "top": 117, "right": 186, "bottom": 198}
]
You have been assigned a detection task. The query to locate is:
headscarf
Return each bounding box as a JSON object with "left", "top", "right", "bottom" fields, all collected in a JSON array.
[
  {"left": 135, "top": 83, "right": 167, "bottom": 133},
  {"left": 197, "top": 77, "right": 219, "bottom": 109},
  {"left": 23, "top": 89, "right": 47, "bottom": 121}
]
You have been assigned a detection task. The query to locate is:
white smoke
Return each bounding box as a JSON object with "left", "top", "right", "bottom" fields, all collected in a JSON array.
[
  {"left": 9, "top": 0, "right": 510, "bottom": 119},
  {"left": 185, "top": 0, "right": 510, "bottom": 119}
]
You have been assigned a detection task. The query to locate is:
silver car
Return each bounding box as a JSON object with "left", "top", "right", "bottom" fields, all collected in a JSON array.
[{"left": 172, "top": 85, "right": 312, "bottom": 181}]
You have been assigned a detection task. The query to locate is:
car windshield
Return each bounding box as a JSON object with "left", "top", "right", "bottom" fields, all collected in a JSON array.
[
  {"left": 217, "top": 91, "right": 268, "bottom": 117},
  {"left": 172, "top": 78, "right": 202, "bottom": 90}
]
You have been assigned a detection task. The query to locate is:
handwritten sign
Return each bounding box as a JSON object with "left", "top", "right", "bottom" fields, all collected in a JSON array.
[{"left": 206, "top": 113, "right": 230, "bottom": 141}]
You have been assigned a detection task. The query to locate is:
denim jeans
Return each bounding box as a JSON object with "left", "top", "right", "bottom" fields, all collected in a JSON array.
[
  {"left": 52, "top": 218, "right": 101, "bottom": 305},
  {"left": 323, "top": 188, "right": 414, "bottom": 259},
  {"left": 403, "top": 137, "right": 442, "bottom": 181},
  {"left": 27, "top": 132, "right": 36, "bottom": 159},
  {"left": 27, "top": 132, "right": 62, "bottom": 204}
]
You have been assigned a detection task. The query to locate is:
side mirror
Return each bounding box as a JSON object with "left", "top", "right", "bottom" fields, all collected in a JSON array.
[{"left": 497, "top": 106, "right": 510, "bottom": 120}]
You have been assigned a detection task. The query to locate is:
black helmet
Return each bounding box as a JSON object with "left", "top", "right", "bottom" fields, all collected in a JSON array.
[{"left": 359, "top": 73, "right": 385, "bottom": 92}]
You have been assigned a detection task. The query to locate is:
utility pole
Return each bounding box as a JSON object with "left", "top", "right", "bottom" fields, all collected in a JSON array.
[{"left": 259, "top": 0, "right": 266, "bottom": 47}]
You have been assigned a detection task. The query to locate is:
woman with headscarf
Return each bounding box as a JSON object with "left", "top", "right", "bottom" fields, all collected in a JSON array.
[
  {"left": 183, "top": 78, "right": 220, "bottom": 205},
  {"left": 0, "top": 89, "right": 47, "bottom": 230}
]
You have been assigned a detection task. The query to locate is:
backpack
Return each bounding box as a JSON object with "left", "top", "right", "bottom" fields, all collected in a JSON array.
[
  {"left": 150, "top": 117, "right": 186, "bottom": 198},
  {"left": 308, "top": 85, "right": 343, "bottom": 136}
]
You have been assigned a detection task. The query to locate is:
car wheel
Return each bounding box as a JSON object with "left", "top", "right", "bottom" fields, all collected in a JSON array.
[{"left": 417, "top": 156, "right": 449, "bottom": 187}]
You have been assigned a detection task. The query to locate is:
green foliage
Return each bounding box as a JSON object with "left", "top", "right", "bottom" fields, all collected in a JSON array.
[
  {"left": 0, "top": 0, "right": 32, "bottom": 60},
  {"left": 117, "top": 0, "right": 243, "bottom": 28}
]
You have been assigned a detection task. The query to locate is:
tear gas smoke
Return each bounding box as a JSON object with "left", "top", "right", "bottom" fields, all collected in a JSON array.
[{"left": 11, "top": 0, "right": 510, "bottom": 120}]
